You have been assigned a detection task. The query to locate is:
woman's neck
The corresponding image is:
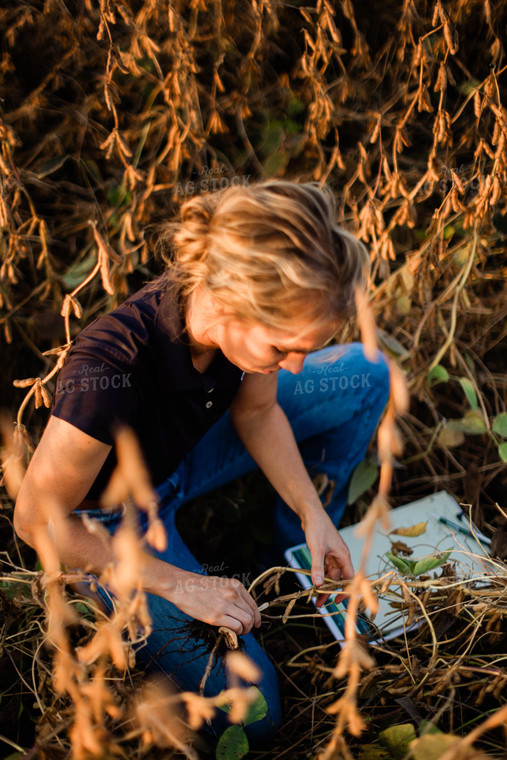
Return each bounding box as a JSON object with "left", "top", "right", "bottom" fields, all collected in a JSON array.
[{"left": 183, "top": 285, "right": 221, "bottom": 368}]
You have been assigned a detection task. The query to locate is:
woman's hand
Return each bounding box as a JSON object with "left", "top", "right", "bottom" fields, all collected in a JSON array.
[
  {"left": 164, "top": 569, "right": 262, "bottom": 635},
  {"left": 301, "top": 506, "right": 354, "bottom": 607}
]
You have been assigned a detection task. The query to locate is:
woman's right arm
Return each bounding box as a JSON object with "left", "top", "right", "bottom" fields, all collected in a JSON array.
[
  {"left": 14, "top": 415, "right": 116, "bottom": 571},
  {"left": 14, "top": 416, "right": 260, "bottom": 634}
]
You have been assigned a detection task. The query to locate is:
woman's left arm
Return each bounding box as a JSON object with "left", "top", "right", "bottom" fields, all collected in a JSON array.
[{"left": 229, "top": 372, "right": 354, "bottom": 604}]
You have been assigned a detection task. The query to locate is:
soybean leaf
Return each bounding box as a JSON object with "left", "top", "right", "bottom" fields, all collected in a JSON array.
[
  {"left": 61, "top": 255, "right": 97, "bottom": 290},
  {"left": 458, "top": 377, "right": 478, "bottom": 410},
  {"left": 498, "top": 442, "right": 507, "bottom": 463},
  {"left": 358, "top": 745, "right": 391, "bottom": 759},
  {"left": 412, "top": 557, "right": 441, "bottom": 576},
  {"left": 216, "top": 726, "right": 249, "bottom": 760},
  {"left": 244, "top": 689, "right": 268, "bottom": 726},
  {"left": 386, "top": 552, "right": 411, "bottom": 574},
  {"left": 377, "top": 329, "right": 410, "bottom": 360},
  {"left": 390, "top": 521, "right": 427, "bottom": 537},
  {"left": 288, "top": 96, "right": 305, "bottom": 117},
  {"left": 36, "top": 154, "right": 69, "bottom": 178},
  {"left": 348, "top": 459, "right": 379, "bottom": 505},
  {"left": 418, "top": 720, "right": 442, "bottom": 735},
  {"left": 428, "top": 365, "right": 449, "bottom": 386},
  {"left": 438, "top": 425, "right": 465, "bottom": 448},
  {"left": 379, "top": 723, "right": 417, "bottom": 760},
  {"left": 446, "top": 411, "right": 487, "bottom": 435},
  {"left": 492, "top": 413, "right": 507, "bottom": 438},
  {"left": 412, "top": 551, "right": 451, "bottom": 577},
  {"left": 410, "top": 733, "right": 459, "bottom": 760},
  {"left": 462, "top": 409, "right": 487, "bottom": 432},
  {"left": 107, "top": 182, "right": 130, "bottom": 208},
  {"left": 218, "top": 693, "right": 231, "bottom": 714}
]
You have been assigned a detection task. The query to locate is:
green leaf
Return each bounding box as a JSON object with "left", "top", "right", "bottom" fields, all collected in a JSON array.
[
  {"left": 217, "top": 692, "right": 231, "bottom": 714},
  {"left": 437, "top": 425, "right": 465, "bottom": 448},
  {"left": 244, "top": 689, "right": 268, "bottom": 726},
  {"left": 37, "top": 154, "right": 69, "bottom": 178},
  {"left": 386, "top": 552, "right": 411, "bottom": 574},
  {"left": 216, "top": 725, "right": 249, "bottom": 760},
  {"left": 0, "top": 580, "right": 28, "bottom": 599},
  {"left": 418, "top": 720, "right": 442, "bottom": 735},
  {"left": 446, "top": 411, "right": 487, "bottom": 435},
  {"left": 428, "top": 365, "right": 449, "bottom": 386},
  {"left": 377, "top": 329, "right": 410, "bottom": 360},
  {"left": 61, "top": 254, "right": 97, "bottom": 290},
  {"left": 81, "top": 157, "right": 102, "bottom": 183},
  {"left": 283, "top": 117, "right": 301, "bottom": 134},
  {"left": 348, "top": 459, "right": 379, "bottom": 505},
  {"left": 396, "top": 295, "right": 411, "bottom": 315},
  {"left": 107, "top": 183, "right": 130, "bottom": 208},
  {"left": 261, "top": 120, "right": 283, "bottom": 155},
  {"left": 410, "top": 733, "right": 459, "bottom": 760},
  {"left": 411, "top": 557, "right": 441, "bottom": 576},
  {"left": 458, "top": 377, "right": 478, "bottom": 410},
  {"left": 454, "top": 246, "right": 470, "bottom": 267},
  {"left": 458, "top": 78, "right": 480, "bottom": 96},
  {"left": 492, "top": 413, "right": 507, "bottom": 438},
  {"left": 262, "top": 150, "right": 288, "bottom": 177},
  {"left": 288, "top": 96, "right": 305, "bottom": 118},
  {"left": 412, "top": 551, "right": 451, "bottom": 577},
  {"left": 498, "top": 442, "right": 507, "bottom": 463},
  {"left": 218, "top": 689, "right": 267, "bottom": 728},
  {"left": 462, "top": 410, "right": 487, "bottom": 434},
  {"left": 358, "top": 745, "right": 391, "bottom": 759},
  {"left": 378, "top": 723, "right": 417, "bottom": 759}
]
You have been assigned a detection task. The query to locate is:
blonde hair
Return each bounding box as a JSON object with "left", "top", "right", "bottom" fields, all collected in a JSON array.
[{"left": 156, "top": 180, "right": 370, "bottom": 330}]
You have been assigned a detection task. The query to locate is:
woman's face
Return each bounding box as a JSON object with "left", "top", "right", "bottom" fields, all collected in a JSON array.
[{"left": 213, "top": 316, "right": 338, "bottom": 375}]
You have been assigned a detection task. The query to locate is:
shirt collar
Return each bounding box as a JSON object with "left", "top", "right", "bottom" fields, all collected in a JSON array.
[{"left": 154, "top": 277, "right": 242, "bottom": 391}]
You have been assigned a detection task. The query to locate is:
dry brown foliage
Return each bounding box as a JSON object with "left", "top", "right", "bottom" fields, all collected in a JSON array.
[{"left": 1, "top": 0, "right": 506, "bottom": 758}]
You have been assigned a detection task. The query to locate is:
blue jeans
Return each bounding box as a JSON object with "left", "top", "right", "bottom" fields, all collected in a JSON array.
[{"left": 91, "top": 343, "right": 389, "bottom": 744}]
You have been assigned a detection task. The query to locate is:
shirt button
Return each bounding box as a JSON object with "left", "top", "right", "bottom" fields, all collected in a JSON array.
[{"left": 206, "top": 400, "right": 213, "bottom": 409}]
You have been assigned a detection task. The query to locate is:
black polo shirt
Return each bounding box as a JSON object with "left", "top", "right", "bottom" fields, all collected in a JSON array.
[{"left": 49, "top": 272, "right": 244, "bottom": 501}]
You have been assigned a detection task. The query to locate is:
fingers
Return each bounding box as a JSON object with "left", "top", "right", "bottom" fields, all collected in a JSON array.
[
  {"left": 240, "top": 588, "right": 262, "bottom": 629},
  {"left": 220, "top": 601, "right": 257, "bottom": 635},
  {"left": 231, "top": 603, "right": 257, "bottom": 635},
  {"left": 224, "top": 620, "right": 244, "bottom": 635},
  {"left": 325, "top": 556, "right": 353, "bottom": 604},
  {"left": 315, "top": 591, "right": 331, "bottom": 608},
  {"left": 313, "top": 554, "right": 353, "bottom": 607},
  {"left": 222, "top": 578, "right": 261, "bottom": 634},
  {"left": 169, "top": 571, "right": 263, "bottom": 634},
  {"left": 338, "top": 552, "right": 355, "bottom": 580},
  {"left": 311, "top": 562, "right": 325, "bottom": 588},
  {"left": 311, "top": 557, "right": 333, "bottom": 608}
]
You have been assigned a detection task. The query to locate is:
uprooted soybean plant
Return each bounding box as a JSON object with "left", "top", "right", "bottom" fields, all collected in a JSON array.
[{"left": 0, "top": 1, "right": 506, "bottom": 758}]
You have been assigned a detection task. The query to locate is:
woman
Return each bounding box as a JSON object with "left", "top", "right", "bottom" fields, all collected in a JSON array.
[{"left": 14, "top": 180, "right": 389, "bottom": 743}]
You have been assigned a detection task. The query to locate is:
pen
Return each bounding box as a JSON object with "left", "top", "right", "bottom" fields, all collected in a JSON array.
[{"left": 433, "top": 513, "right": 492, "bottom": 546}]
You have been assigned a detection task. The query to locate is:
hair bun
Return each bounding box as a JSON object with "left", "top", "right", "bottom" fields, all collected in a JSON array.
[
  {"left": 170, "top": 193, "right": 221, "bottom": 276},
  {"left": 180, "top": 194, "right": 215, "bottom": 235}
]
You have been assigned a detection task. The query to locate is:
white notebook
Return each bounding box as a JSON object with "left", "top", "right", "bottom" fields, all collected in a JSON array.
[{"left": 284, "top": 491, "right": 494, "bottom": 645}]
